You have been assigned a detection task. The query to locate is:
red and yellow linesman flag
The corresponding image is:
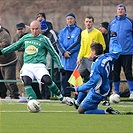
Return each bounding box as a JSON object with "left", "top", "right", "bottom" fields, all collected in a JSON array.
[{"left": 68, "top": 65, "right": 83, "bottom": 87}]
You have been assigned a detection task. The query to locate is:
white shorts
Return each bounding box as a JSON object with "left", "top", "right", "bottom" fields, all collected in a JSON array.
[{"left": 20, "top": 63, "right": 50, "bottom": 83}]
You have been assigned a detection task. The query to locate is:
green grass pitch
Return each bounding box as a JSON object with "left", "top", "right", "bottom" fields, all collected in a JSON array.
[{"left": 0, "top": 99, "right": 133, "bottom": 133}]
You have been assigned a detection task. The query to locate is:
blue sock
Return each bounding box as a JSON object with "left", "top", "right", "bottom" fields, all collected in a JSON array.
[
  {"left": 114, "top": 81, "right": 120, "bottom": 94},
  {"left": 127, "top": 80, "right": 133, "bottom": 93}
]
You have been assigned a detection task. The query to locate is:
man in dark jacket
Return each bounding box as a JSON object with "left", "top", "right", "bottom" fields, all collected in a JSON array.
[
  {"left": 36, "top": 12, "right": 53, "bottom": 30},
  {"left": 0, "top": 23, "right": 19, "bottom": 99},
  {"left": 40, "top": 20, "right": 60, "bottom": 99}
]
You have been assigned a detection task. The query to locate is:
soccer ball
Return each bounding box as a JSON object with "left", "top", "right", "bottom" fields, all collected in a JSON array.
[
  {"left": 109, "top": 94, "right": 120, "bottom": 103},
  {"left": 27, "top": 100, "right": 41, "bottom": 113}
]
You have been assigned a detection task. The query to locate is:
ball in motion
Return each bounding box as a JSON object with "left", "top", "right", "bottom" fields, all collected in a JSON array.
[
  {"left": 109, "top": 94, "right": 120, "bottom": 103},
  {"left": 27, "top": 100, "right": 41, "bottom": 113}
]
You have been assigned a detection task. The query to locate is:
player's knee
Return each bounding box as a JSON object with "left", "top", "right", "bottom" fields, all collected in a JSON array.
[
  {"left": 41, "top": 75, "right": 52, "bottom": 86},
  {"left": 22, "top": 76, "right": 32, "bottom": 86},
  {"left": 78, "top": 106, "right": 85, "bottom": 114}
]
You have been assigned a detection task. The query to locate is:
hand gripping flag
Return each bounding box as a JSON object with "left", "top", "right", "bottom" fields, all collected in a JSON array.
[{"left": 68, "top": 65, "right": 83, "bottom": 87}]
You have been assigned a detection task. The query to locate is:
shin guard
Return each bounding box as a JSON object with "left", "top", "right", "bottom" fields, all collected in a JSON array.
[
  {"left": 48, "top": 82, "right": 63, "bottom": 100},
  {"left": 25, "top": 85, "right": 37, "bottom": 100}
]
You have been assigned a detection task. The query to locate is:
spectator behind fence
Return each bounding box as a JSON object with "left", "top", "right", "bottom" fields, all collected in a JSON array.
[
  {"left": 99, "top": 22, "right": 110, "bottom": 53},
  {"left": 40, "top": 19, "right": 61, "bottom": 99},
  {"left": 109, "top": 4, "right": 133, "bottom": 98},
  {"left": 77, "top": 16, "right": 106, "bottom": 83},
  {"left": 36, "top": 12, "right": 53, "bottom": 30},
  {"left": 0, "top": 71, "right": 7, "bottom": 98},
  {"left": 0, "top": 18, "right": 19, "bottom": 99},
  {"left": 13, "top": 23, "right": 26, "bottom": 69},
  {"left": 99, "top": 21, "right": 111, "bottom": 106},
  {"left": 57, "top": 13, "right": 82, "bottom": 102},
  {"left": 36, "top": 12, "right": 55, "bottom": 99}
]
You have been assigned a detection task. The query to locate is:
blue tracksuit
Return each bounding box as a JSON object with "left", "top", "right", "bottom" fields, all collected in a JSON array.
[
  {"left": 109, "top": 15, "right": 133, "bottom": 55},
  {"left": 57, "top": 24, "right": 81, "bottom": 71},
  {"left": 75, "top": 37, "right": 122, "bottom": 114}
]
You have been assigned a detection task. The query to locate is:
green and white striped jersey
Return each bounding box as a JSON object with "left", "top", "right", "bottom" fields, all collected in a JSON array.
[{"left": 2, "top": 33, "right": 63, "bottom": 69}]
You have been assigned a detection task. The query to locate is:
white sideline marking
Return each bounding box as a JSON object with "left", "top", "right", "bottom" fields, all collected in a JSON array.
[
  {"left": 0, "top": 110, "right": 77, "bottom": 113},
  {"left": 0, "top": 110, "right": 131, "bottom": 114}
]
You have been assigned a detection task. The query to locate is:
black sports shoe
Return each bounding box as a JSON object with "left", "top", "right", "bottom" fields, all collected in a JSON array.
[
  {"left": 73, "top": 100, "right": 79, "bottom": 110},
  {"left": 106, "top": 107, "right": 120, "bottom": 114},
  {"left": 102, "top": 100, "right": 110, "bottom": 106},
  {"left": 66, "top": 86, "right": 75, "bottom": 92},
  {"left": 10, "top": 93, "right": 20, "bottom": 99}
]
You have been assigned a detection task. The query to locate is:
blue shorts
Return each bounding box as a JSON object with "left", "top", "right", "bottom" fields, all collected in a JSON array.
[{"left": 80, "top": 88, "right": 103, "bottom": 111}]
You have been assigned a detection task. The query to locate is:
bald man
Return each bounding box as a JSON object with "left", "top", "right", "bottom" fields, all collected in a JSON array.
[{"left": 0, "top": 20, "right": 65, "bottom": 102}]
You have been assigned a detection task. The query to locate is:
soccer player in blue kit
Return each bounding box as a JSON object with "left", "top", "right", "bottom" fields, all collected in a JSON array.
[{"left": 70, "top": 32, "right": 122, "bottom": 114}]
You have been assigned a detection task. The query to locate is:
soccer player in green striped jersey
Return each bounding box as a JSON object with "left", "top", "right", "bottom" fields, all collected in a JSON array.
[{"left": 0, "top": 20, "right": 64, "bottom": 101}]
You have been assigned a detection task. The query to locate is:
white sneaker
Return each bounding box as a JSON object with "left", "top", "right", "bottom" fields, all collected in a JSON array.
[
  {"left": 61, "top": 97, "right": 67, "bottom": 104},
  {"left": 129, "top": 92, "right": 133, "bottom": 99},
  {"left": 61, "top": 97, "right": 74, "bottom": 106},
  {"left": 65, "top": 97, "right": 74, "bottom": 106}
]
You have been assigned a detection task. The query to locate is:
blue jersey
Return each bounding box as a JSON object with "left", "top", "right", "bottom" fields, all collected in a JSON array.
[{"left": 76, "top": 37, "right": 122, "bottom": 96}]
